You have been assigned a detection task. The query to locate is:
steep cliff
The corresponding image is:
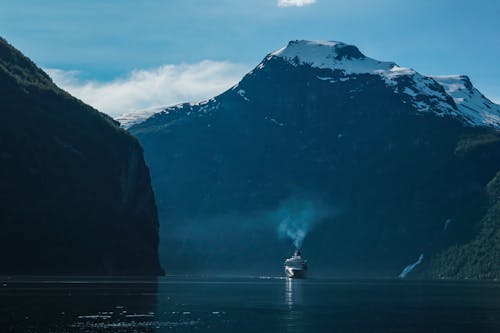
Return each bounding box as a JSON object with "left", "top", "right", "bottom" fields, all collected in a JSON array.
[{"left": 0, "top": 37, "right": 163, "bottom": 275}]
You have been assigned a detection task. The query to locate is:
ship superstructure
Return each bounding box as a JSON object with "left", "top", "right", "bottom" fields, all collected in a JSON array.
[{"left": 284, "top": 249, "right": 308, "bottom": 279}]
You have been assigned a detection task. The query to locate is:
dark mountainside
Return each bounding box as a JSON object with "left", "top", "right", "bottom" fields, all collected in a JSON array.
[
  {"left": 128, "top": 40, "right": 500, "bottom": 279},
  {"left": 0, "top": 38, "right": 163, "bottom": 275},
  {"left": 426, "top": 168, "right": 500, "bottom": 279}
]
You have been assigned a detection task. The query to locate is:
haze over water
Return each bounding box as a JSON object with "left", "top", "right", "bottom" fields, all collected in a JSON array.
[{"left": 1, "top": 276, "right": 499, "bottom": 332}]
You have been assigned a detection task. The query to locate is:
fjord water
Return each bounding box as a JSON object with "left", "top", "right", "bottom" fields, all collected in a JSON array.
[{"left": 0, "top": 277, "right": 498, "bottom": 332}]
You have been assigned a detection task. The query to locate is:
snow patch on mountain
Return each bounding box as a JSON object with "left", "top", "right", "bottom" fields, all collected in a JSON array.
[
  {"left": 379, "top": 68, "right": 454, "bottom": 115},
  {"left": 237, "top": 89, "right": 250, "bottom": 101},
  {"left": 117, "top": 99, "right": 219, "bottom": 129},
  {"left": 271, "top": 40, "right": 396, "bottom": 75},
  {"left": 432, "top": 75, "right": 500, "bottom": 128},
  {"left": 265, "top": 116, "right": 285, "bottom": 127},
  {"left": 269, "top": 40, "right": 453, "bottom": 114},
  {"left": 117, "top": 106, "right": 167, "bottom": 129},
  {"left": 270, "top": 40, "right": 500, "bottom": 129}
]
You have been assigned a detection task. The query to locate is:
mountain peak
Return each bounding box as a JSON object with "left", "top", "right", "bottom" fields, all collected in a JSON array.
[
  {"left": 268, "top": 39, "right": 396, "bottom": 74},
  {"left": 275, "top": 40, "right": 366, "bottom": 60},
  {"left": 432, "top": 75, "right": 473, "bottom": 91},
  {"left": 263, "top": 40, "right": 500, "bottom": 129},
  {"left": 432, "top": 75, "right": 500, "bottom": 128}
]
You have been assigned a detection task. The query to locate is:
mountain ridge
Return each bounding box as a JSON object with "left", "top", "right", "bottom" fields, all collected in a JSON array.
[{"left": 118, "top": 40, "right": 500, "bottom": 130}]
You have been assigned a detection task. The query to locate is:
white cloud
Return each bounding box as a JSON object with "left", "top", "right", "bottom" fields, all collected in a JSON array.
[
  {"left": 46, "top": 61, "right": 250, "bottom": 117},
  {"left": 278, "top": 0, "right": 316, "bottom": 7}
]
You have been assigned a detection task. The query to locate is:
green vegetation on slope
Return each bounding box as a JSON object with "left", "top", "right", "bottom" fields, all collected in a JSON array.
[
  {"left": 426, "top": 168, "right": 500, "bottom": 280},
  {"left": 0, "top": 37, "right": 162, "bottom": 275}
]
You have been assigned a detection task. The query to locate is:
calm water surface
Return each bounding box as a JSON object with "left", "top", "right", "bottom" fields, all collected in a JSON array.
[{"left": 0, "top": 276, "right": 498, "bottom": 332}]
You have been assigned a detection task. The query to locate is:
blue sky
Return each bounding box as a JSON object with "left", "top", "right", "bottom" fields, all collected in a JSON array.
[{"left": 1, "top": 0, "right": 499, "bottom": 115}]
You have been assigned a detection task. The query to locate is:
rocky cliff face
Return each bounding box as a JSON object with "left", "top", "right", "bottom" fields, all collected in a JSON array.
[
  {"left": 0, "top": 37, "right": 163, "bottom": 275},
  {"left": 125, "top": 40, "right": 499, "bottom": 279}
]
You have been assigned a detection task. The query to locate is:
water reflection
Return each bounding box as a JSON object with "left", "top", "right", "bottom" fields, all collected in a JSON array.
[
  {"left": 285, "top": 277, "right": 304, "bottom": 307},
  {"left": 284, "top": 278, "right": 304, "bottom": 332},
  {"left": 285, "top": 278, "right": 293, "bottom": 308}
]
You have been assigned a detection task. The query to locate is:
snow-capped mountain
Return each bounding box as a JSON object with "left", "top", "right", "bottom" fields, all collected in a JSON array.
[
  {"left": 125, "top": 40, "right": 500, "bottom": 279},
  {"left": 119, "top": 40, "right": 500, "bottom": 130},
  {"left": 117, "top": 106, "right": 168, "bottom": 129},
  {"left": 432, "top": 75, "right": 500, "bottom": 128}
]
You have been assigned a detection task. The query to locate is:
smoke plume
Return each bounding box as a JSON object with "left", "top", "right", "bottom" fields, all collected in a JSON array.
[{"left": 274, "top": 194, "right": 334, "bottom": 248}]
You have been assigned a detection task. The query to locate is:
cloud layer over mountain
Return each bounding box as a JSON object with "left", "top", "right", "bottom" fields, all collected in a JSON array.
[{"left": 47, "top": 61, "right": 249, "bottom": 117}]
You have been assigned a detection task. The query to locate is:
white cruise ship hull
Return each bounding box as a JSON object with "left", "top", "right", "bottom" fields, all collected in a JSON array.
[{"left": 285, "top": 267, "right": 307, "bottom": 279}]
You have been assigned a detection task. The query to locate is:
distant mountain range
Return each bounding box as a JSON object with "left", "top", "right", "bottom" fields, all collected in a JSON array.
[
  {"left": 0, "top": 37, "right": 163, "bottom": 275},
  {"left": 123, "top": 40, "right": 499, "bottom": 279}
]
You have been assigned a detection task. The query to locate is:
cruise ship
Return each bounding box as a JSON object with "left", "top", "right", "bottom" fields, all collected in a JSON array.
[{"left": 284, "top": 249, "right": 308, "bottom": 279}]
